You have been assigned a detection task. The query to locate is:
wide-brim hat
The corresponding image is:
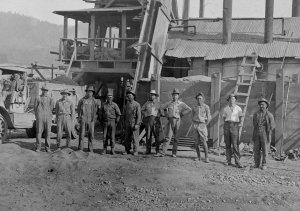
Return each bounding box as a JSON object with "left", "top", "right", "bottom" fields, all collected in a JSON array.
[
  {"left": 85, "top": 85, "right": 95, "bottom": 92},
  {"left": 60, "top": 89, "right": 71, "bottom": 96},
  {"left": 126, "top": 90, "right": 135, "bottom": 96},
  {"left": 149, "top": 90, "right": 159, "bottom": 96},
  {"left": 258, "top": 97, "right": 269, "bottom": 108},
  {"left": 227, "top": 93, "right": 237, "bottom": 101},
  {"left": 172, "top": 88, "right": 180, "bottom": 95},
  {"left": 195, "top": 92, "right": 204, "bottom": 99}
]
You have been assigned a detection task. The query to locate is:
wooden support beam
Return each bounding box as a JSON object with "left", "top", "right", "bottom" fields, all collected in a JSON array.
[
  {"left": 264, "top": 0, "right": 274, "bottom": 43},
  {"left": 104, "top": 0, "right": 116, "bottom": 8},
  {"left": 63, "top": 17, "right": 68, "bottom": 38},
  {"left": 121, "top": 12, "right": 127, "bottom": 60},
  {"left": 89, "top": 14, "right": 96, "bottom": 60},
  {"left": 223, "top": 0, "right": 232, "bottom": 44},
  {"left": 182, "top": 0, "right": 190, "bottom": 34},
  {"left": 292, "top": 0, "right": 300, "bottom": 17},
  {"left": 75, "top": 20, "right": 78, "bottom": 38},
  {"left": 172, "top": 0, "right": 179, "bottom": 19},
  {"left": 210, "top": 72, "right": 222, "bottom": 148},
  {"left": 199, "top": 0, "right": 205, "bottom": 17},
  {"left": 275, "top": 68, "right": 284, "bottom": 155}
]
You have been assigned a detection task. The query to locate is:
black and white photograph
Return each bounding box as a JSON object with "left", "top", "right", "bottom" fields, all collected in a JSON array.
[{"left": 0, "top": 0, "right": 299, "bottom": 210}]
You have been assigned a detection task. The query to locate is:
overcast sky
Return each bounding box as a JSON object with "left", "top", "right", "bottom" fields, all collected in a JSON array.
[{"left": 0, "top": 0, "right": 293, "bottom": 25}]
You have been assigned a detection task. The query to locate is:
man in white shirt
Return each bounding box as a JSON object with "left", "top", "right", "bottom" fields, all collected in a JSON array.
[{"left": 222, "top": 94, "right": 243, "bottom": 168}]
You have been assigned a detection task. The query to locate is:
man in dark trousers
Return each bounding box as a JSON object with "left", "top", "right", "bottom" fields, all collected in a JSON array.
[
  {"left": 77, "top": 85, "right": 101, "bottom": 153},
  {"left": 222, "top": 94, "right": 243, "bottom": 168},
  {"left": 191, "top": 92, "right": 211, "bottom": 163},
  {"left": 141, "top": 90, "right": 161, "bottom": 155},
  {"left": 252, "top": 97, "right": 275, "bottom": 170},
  {"left": 101, "top": 90, "right": 121, "bottom": 155},
  {"left": 34, "top": 86, "right": 54, "bottom": 152},
  {"left": 55, "top": 89, "right": 74, "bottom": 149},
  {"left": 124, "top": 90, "right": 141, "bottom": 156}
]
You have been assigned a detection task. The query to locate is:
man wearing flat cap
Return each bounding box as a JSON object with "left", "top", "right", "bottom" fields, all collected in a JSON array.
[
  {"left": 222, "top": 94, "right": 243, "bottom": 168},
  {"left": 160, "top": 88, "right": 191, "bottom": 157},
  {"left": 191, "top": 92, "right": 211, "bottom": 162},
  {"left": 34, "top": 85, "right": 54, "bottom": 152},
  {"left": 252, "top": 97, "right": 275, "bottom": 170},
  {"left": 55, "top": 89, "right": 75, "bottom": 149},
  {"left": 124, "top": 90, "right": 141, "bottom": 155},
  {"left": 141, "top": 90, "right": 161, "bottom": 155},
  {"left": 77, "top": 85, "right": 101, "bottom": 153},
  {"left": 101, "top": 89, "right": 121, "bottom": 155}
]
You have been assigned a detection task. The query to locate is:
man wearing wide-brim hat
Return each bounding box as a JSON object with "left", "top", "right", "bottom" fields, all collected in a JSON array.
[
  {"left": 100, "top": 89, "right": 121, "bottom": 155},
  {"left": 55, "top": 89, "right": 74, "bottom": 149},
  {"left": 34, "top": 85, "right": 54, "bottom": 152},
  {"left": 252, "top": 97, "right": 275, "bottom": 170},
  {"left": 77, "top": 85, "right": 101, "bottom": 152},
  {"left": 160, "top": 88, "right": 191, "bottom": 157},
  {"left": 141, "top": 90, "right": 161, "bottom": 155},
  {"left": 124, "top": 90, "right": 141, "bottom": 155},
  {"left": 222, "top": 93, "right": 243, "bottom": 168}
]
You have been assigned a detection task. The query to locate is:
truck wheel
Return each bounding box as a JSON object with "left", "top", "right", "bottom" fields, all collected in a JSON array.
[
  {"left": 26, "top": 121, "right": 36, "bottom": 138},
  {"left": 0, "top": 114, "right": 8, "bottom": 142}
]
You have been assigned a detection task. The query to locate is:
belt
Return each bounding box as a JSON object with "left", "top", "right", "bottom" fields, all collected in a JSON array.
[
  {"left": 225, "top": 121, "right": 239, "bottom": 125},
  {"left": 58, "top": 113, "right": 71, "bottom": 116}
]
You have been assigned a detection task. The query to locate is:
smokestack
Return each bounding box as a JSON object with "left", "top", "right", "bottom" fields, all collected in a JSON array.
[
  {"left": 199, "top": 0, "right": 205, "bottom": 17},
  {"left": 223, "top": 0, "right": 232, "bottom": 44},
  {"left": 182, "top": 0, "right": 190, "bottom": 33},
  {"left": 264, "top": 0, "right": 274, "bottom": 43},
  {"left": 292, "top": 0, "right": 300, "bottom": 17}
]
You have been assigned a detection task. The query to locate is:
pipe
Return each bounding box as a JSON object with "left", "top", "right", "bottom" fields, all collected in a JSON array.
[
  {"left": 292, "top": 0, "right": 300, "bottom": 17},
  {"left": 264, "top": 0, "right": 274, "bottom": 43},
  {"left": 223, "top": 0, "right": 232, "bottom": 44}
]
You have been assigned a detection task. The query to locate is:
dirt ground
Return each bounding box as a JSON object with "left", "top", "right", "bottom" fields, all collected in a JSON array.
[{"left": 0, "top": 130, "right": 299, "bottom": 211}]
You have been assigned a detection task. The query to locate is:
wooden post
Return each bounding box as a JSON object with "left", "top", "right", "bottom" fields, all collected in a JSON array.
[
  {"left": 75, "top": 20, "right": 78, "bottom": 38},
  {"left": 199, "top": 0, "right": 205, "bottom": 17},
  {"left": 109, "top": 27, "right": 112, "bottom": 48},
  {"left": 121, "top": 12, "right": 127, "bottom": 60},
  {"left": 264, "top": 0, "right": 274, "bottom": 43},
  {"left": 51, "top": 64, "right": 54, "bottom": 79},
  {"left": 63, "top": 17, "right": 68, "bottom": 60},
  {"left": 292, "top": 0, "right": 300, "bottom": 17},
  {"left": 89, "top": 14, "right": 96, "bottom": 60},
  {"left": 182, "top": 0, "right": 190, "bottom": 34},
  {"left": 210, "top": 72, "right": 222, "bottom": 148},
  {"left": 63, "top": 17, "right": 68, "bottom": 38},
  {"left": 171, "top": 0, "right": 179, "bottom": 19},
  {"left": 275, "top": 68, "right": 284, "bottom": 155},
  {"left": 223, "top": 0, "right": 232, "bottom": 44}
]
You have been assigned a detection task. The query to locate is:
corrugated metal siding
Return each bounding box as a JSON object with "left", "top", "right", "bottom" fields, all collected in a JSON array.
[{"left": 165, "top": 38, "right": 300, "bottom": 60}]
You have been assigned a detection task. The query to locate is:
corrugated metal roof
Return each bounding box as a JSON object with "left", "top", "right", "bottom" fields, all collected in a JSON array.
[{"left": 165, "top": 38, "right": 300, "bottom": 60}]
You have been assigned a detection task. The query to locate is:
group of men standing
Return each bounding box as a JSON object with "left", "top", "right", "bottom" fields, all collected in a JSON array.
[{"left": 34, "top": 84, "right": 275, "bottom": 170}]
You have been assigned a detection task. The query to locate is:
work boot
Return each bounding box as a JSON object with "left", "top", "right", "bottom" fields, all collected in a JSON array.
[
  {"left": 261, "top": 165, "right": 267, "bottom": 170},
  {"left": 132, "top": 152, "right": 138, "bottom": 156},
  {"left": 172, "top": 154, "right": 177, "bottom": 158},
  {"left": 111, "top": 148, "right": 115, "bottom": 155},
  {"left": 204, "top": 157, "right": 210, "bottom": 163}
]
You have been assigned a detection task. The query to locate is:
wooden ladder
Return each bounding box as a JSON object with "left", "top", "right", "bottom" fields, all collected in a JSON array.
[{"left": 234, "top": 53, "right": 259, "bottom": 138}]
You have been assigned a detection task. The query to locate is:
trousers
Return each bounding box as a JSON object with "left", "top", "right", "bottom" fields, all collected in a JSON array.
[
  {"left": 223, "top": 121, "right": 241, "bottom": 165},
  {"left": 103, "top": 120, "right": 116, "bottom": 149},
  {"left": 193, "top": 122, "right": 209, "bottom": 159},
  {"left": 143, "top": 116, "right": 160, "bottom": 154},
  {"left": 124, "top": 125, "right": 139, "bottom": 153},
  {"left": 57, "top": 114, "right": 72, "bottom": 147},
  {"left": 253, "top": 130, "right": 269, "bottom": 166},
  {"left": 162, "top": 117, "right": 180, "bottom": 155},
  {"left": 36, "top": 115, "right": 52, "bottom": 151},
  {"left": 78, "top": 121, "right": 95, "bottom": 151}
]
